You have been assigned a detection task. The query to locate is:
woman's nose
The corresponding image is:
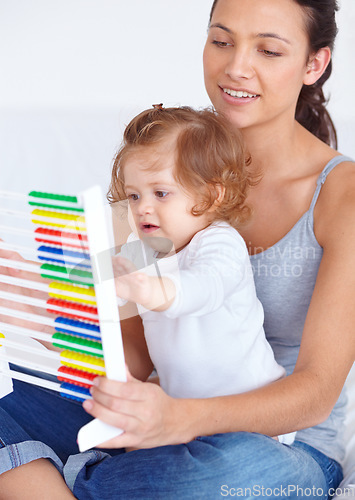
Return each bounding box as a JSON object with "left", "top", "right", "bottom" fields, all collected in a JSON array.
[{"left": 225, "top": 47, "right": 254, "bottom": 80}]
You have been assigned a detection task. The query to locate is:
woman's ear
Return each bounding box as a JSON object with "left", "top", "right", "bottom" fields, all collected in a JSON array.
[{"left": 303, "top": 47, "right": 332, "bottom": 86}]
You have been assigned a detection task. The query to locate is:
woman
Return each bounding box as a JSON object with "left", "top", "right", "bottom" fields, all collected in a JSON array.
[{"left": 0, "top": 0, "right": 354, "bottom": 498}]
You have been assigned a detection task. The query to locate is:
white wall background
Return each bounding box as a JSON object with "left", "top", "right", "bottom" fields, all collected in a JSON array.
[
  {"left": 0, "top": 0, "right": 353, "bottom": 195},
  {"left": 0, "top": 2, "right": 355, "bottom": 481},
  {"left": 0, "top": 0, "right": 211, "bottom": 194}
]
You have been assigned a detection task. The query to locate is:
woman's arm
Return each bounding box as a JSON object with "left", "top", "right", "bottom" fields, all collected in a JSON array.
[
  {"left": 83, "top": 163, "right": 355, "bottom": 447},
  {"left": 0, "top": 245, "right": 59, "bottom": 350},
  {"left": 119, "top": 303, "right": 154, "bottom": 381}
]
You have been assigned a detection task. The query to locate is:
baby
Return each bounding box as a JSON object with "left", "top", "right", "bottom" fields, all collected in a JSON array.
[{"left": 108, "top": 105, "right": 294, "bottom": 443}]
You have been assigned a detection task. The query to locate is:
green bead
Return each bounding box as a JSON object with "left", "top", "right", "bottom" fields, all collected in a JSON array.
[{"left": 28, "top": 191, "right": 78, "bottom": 203}]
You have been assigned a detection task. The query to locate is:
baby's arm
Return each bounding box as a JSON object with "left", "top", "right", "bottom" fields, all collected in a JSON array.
[
  {"left": 114, "top": 228, "right": 248, "bottom": 316},
  {"left": 113, "top": 255, "right": 176, "bottom": 311}
]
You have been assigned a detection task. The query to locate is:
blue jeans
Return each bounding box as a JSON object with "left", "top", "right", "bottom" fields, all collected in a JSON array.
[{"left": 0, "top": 379, "right": 343, "bottom": 499}]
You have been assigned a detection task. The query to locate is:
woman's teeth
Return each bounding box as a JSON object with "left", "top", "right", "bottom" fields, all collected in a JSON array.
[{"left": 223, "top": 88, "right": 257, "bottom": 98}]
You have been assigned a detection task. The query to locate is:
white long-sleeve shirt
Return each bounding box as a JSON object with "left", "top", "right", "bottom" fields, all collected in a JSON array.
[{"left": 120, "top": 222, "right": 285, "bottom": 399}]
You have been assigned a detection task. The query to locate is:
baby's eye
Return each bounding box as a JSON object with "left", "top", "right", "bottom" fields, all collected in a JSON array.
[
  {"left": 127, "top": 193, "right": 139, "bottom": 201},
  {"left": 155, "top": 190, "right": 168, "bottom": 198}
]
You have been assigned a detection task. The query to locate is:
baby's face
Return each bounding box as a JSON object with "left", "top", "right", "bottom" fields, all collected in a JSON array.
[{"left": 123, "top": 143, "right": 211, "bottom": 255}]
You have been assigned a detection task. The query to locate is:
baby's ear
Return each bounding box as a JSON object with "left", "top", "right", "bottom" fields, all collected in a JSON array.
[{"left": 208, "top": 184, "right": 225, "bottom": 212}]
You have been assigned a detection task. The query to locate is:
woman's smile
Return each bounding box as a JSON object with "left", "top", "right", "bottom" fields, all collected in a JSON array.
[
  {"left": 203, "top": 0, "right": 311, "bottom": 132},
  {"left": 220, "top": 86, "right": 260, "bottom": 105}
]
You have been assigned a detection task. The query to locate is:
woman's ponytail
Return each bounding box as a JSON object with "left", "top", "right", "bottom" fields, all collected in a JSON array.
[
  {"left": 296, "top": 62, "right": 337, "bottom": 148},
  {"left": 293, "top": 0, "right": 339, "bottom": 147}
]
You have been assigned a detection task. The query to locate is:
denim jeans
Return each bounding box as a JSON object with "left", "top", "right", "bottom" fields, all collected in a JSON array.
[{"left": 0, "top": 379, "right": 343, "bottom": 499}]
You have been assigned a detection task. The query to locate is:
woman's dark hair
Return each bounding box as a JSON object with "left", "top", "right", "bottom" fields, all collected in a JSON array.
[{"left": 209, "top": 0, "right": 339, "bottom": 148}]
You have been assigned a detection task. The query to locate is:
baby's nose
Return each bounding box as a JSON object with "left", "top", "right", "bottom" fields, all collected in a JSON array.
[{"left": 137, "top": 198, "right": 154, "bottom": 215}]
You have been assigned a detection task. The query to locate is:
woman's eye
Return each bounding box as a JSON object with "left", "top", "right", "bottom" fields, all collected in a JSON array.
[
  {"left": 155, "top": 191, "right": 168, "bottom": 198},
  {"left": 212, "top": 40, "right": 232, "bottom": 48},
  {"left": 127, "top": 193, "right": 139, "bottom": 201},
  {"left": 260, "top": 49, "right": 282, "bottom": 57}
]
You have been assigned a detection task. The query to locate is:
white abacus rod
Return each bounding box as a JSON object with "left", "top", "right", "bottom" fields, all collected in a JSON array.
[
  {"left": 0, "top": 225, "right": 89, "bottom": 248},
  {"left": 0, "top": 322, "right": 102, "bottom": 356},
  {"left": 0, "top": 368, "right": 91, "bottom": 400},
  {"left": 0, "top": 241, "right": 91, "bottom": 267},
  {"left": 0, "top": 273, "right": 119, "bottom": 308},
  {"left": 0, "top": 289, "right": 98, "bottom": 322},
  {"left": 0, "top": 336, "right": 104, "bottom": 371},
  {"left": 0, "top": 289, "right": 47, "bottom": 309},
  {"left": 0, "top": 190, "right": 84, "bottom": 210},
  {"left": 0, "top": 257, "right": 94, "bottom": 285},
  {"left": 0, "top": 306, "right": 101, "bottom": 338},
  {"left": 0, "top": 208, "right": 29, "bottom": 219},
  {"left": 0, "top": 190, "right": 25, "bottom": 202},
  {"left": 0, "top": 336, "right": 59, "bottom": 361},
  {"left": 0, "top": 256, "right": 40, "bottom": 274},
  {"left": 0, "top": 353, "right": 95, "bottom": 386},
  {"left": 0, "top": 225, "right": 35, "bottom": 239},
  {"left": 0, "top": 274, "right": 48, "bottom": 293},
  {"left": 0, "top": 240, "right": 47, "bottom": 255},
  {"left": 0, "top": 321, "right": 54, "bottom": 343},
  {"left": 0, "top": 274, "right": 96, "bottom": 303},
  {"left": 0, "top": 207, "right": 87, "bottom": 225}
]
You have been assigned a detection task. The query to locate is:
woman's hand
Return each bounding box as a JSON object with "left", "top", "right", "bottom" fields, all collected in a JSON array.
[
  {"left": 0, "top": 242, "right": 48, "bottom": 300},
  {"left": 82, "top": 365, "right": 187, "bottom": 449},
  {"left": 0, "top": 243, "right": 55, "bottom": 346}
]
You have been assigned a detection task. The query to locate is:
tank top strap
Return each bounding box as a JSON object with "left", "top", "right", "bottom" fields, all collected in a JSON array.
[{"left": 308, "top": 155, "right": 354, "bottom": 217}]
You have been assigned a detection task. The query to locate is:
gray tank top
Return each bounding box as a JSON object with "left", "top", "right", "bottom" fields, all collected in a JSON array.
[{"left": 250, "top": 155, "right": 353, "bottom": 464}]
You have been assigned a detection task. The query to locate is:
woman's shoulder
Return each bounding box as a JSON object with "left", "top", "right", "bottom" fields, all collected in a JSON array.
[
  {"left": 299, "top": 126, "right": 353, "bottom": 179},
  {"left": 314, "top": 153, "right": 355, "bottom": 247},
  {"left": 317, "top": 152, "right": 355, "bottom": 196}
]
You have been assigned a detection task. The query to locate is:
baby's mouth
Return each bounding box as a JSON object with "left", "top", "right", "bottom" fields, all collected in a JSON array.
[{"left": 140, "top": 223, "right": 160, "bottom": 233}]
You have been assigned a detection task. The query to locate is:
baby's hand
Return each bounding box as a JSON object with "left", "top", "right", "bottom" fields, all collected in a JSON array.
[
  {"left": 112, "top": 255, "right": 137, "bottom": 278},
  {"left": 112, "top": 255, "right": 153, "bottom": 306},
  {"left": 112, "top": 256, "right": 175, "bottom": 311}
]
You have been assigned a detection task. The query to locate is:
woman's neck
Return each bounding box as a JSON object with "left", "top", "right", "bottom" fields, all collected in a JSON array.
[
  {"left": 241, "top": 122, "right": 296, "bottom": 171},
  {"left": 242, "top": 119, "right": 335, "bottom": 183},
  {"left": 241, "top": 118, "right": 303, "bottom": 175}
]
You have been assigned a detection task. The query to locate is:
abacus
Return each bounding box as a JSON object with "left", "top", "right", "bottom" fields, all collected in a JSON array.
[{"left": 0, "top": 186, "right": 126, "bottom": 451}]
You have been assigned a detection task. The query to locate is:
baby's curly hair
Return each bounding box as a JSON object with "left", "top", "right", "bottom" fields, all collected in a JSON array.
[{"left": 108, "top": 106, "right": 254, "bottom": 228}]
